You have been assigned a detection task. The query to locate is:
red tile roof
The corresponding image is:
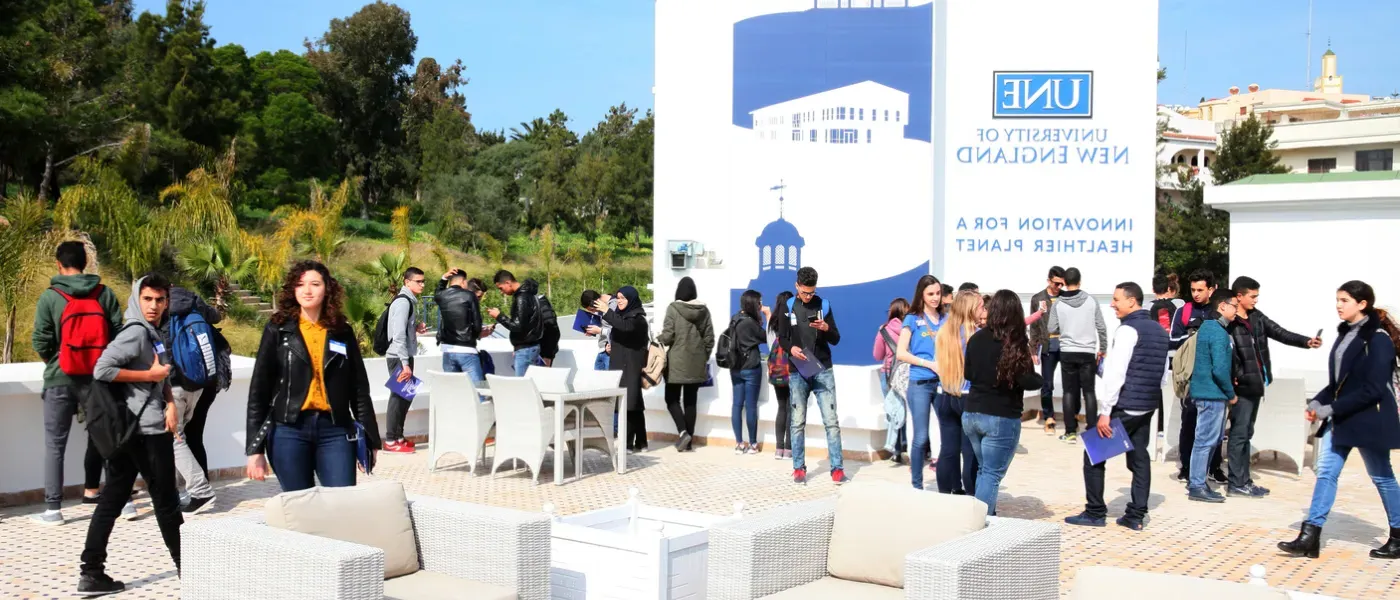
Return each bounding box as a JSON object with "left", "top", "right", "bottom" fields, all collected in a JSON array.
[{"left": 1163, "top": 132, "right": 1216, "bottom": 142}]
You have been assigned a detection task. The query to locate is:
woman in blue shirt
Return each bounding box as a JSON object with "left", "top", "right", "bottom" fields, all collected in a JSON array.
[{"left": 896, "top": 275, "right": 946, "bottom": 490}]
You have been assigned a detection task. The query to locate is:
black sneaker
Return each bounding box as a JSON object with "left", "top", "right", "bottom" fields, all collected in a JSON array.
[
  {"left": 76, "top": 573, "right": 125, "bottom": 596},
  {"left": 81, "top": 494, "right": 102, "bottom": 505},
  {"left": 1187, "top": 487, "right": 1226, "bottom": 503},
  {"left": 1209, "top": 470, "right": 1229, "bottom": 485},
  {"left": 182, "top": 495, "right": 215, "bottom": 514},
  {"left": 1064, "top": 512, "right": 1106, "bottom": 527},
  {"left": 1228, "top": 484, "right": 1269, "bottom": 498},
  {"left": 1116, "top": 516, "right": 1145, "bottom": 531}
]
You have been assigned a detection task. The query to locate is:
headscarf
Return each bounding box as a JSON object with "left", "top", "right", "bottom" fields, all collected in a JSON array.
[
  {"left": 674, "top": 277, "right": 698, "bottom": 302},
  {"left": 616, "top": 286, "right": 645, "bottom": 317}
]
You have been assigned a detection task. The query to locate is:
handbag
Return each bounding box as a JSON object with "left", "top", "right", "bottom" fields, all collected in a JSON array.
[
  {"left": 879, "top": 328, "right": 910, "bottom": 399},
  {"left": 641, "top": 327, "right": 667, "bottom": 390},
  {"left": 767, "top": 345, "right": 791, "bottom": 387}
]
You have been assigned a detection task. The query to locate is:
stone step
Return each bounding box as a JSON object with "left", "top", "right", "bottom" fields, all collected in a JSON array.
[{"left": 257, "top": 309, "right": 275, "bottom": 317}]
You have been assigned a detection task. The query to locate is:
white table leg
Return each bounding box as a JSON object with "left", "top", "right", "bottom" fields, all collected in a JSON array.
[
  {"left": 554, "top": 401, "right": 566, "bottom": 486},
  {"left": 617, "top": 394, "right": 628, "bottom": 474},
  {"left": 575, "top": 403, "right": 584, "bottom": 479}
]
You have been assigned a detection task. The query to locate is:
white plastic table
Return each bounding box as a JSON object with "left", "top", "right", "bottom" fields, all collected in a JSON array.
[{"left": 478, "top": 386, "right": 629, "bottom": 485}]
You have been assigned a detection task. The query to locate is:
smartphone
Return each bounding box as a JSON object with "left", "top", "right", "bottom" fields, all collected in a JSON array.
[
  {"left": 807, "top": 314, "right": 819, "bottom": 323},
  {"left": 1039, "top": 300, "right": 1047, "bottom": 312},
  {"left": 1316, "top": 329, "right": 1324, "bottom": 339}
]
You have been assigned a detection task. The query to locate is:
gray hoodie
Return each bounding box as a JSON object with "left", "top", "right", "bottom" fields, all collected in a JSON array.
[
  {"left": 93, "top": 277, "right": 171, "bottom": 435},
  {"left": 1047, "top": 289, "right": 1107, "bottom": 355}
]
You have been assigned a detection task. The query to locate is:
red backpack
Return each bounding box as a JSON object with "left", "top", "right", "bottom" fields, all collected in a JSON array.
[{"left": 53, "top": 285, "right": 112, "bottom": 376}]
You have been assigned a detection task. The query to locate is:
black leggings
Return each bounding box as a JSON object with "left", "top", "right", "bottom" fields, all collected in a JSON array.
[
  {"left": 773, "top": 385, "right": 791, "bottom": 450},
  {"left": 627, "top": 409, "right": 648, "bottom": 450},
  {"left": 182, "top": 388, "right": 216, "bottom": 478},
  {"left": 665, "top": 383, "right": 700, "bottom": 437}
]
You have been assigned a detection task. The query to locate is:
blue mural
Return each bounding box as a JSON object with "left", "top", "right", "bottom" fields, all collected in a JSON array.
[
  {"left": 732, "top": 2, "right": 933, "bottom": 141},
  {"left": 730, "top": 185, "right": 931, "bottom": 366}
]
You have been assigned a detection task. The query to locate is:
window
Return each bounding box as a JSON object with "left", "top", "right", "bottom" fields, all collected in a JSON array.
[
  {"left": 792, "top": 112, "right": 802, "bottom": 127},
  {"left": 884, "top": 110, "right": 889, "bottom": 121},
  {"left": 792, "top": 129, "right": 802, "bottom": 141},
  {"left": 896, "top": 111, "right": 901, "bottom": 122},
  {"left": 1307, "top": 158, "right": 1336, "bottom": 173},
  {"left": 762, "top": 246, "right": 772, "bottom": 269},
  {"left": 788, "top": 246, "right": 798, "bottom": 268},
  {"left": 838, "top": 107, "right": 846, "bottom": 120},
  {"left": 810, "top": 129, "right": 817, "bottom": 142},
  {"left": 867, "top": 129, "right": 872, "bottom": 143},
  {"left": 859, "top": 108, "right": 864, "bottom": 120},
  {"left": 1355, "top": 149, "right": 1393, "bottom": 172},
  {"left": 774, "top": 245, "right": 785, "bottom": 267},
  {"left": 1239, "top": 107, "right": 1247, "bottom": 115}
]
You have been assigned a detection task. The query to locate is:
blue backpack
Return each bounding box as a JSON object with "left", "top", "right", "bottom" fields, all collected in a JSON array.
[
  {"left": 786, "top": 297, "right": 831, "bottom": 320},
  {"left": 170, "top": 311, "right": 219, "bottom": 391}
]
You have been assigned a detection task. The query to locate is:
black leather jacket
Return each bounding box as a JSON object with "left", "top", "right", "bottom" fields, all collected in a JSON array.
[
  {"left": 434, "top": 280, "right": 482, "bottom": 348},
  {"left": 245, "top": 318, "right": 381, "bottom": 456},
  {"left": 495, "top": 278, "right": 543, "bottom": 350}
]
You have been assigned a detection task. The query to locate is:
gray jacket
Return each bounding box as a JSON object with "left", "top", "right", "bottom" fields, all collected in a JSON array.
[
  {"left": 1048, "top": 289, "right": 1106, "bottom": 355},
  {"left": 386, "top": 288, "right": 418, "bottom": 359},
  {"left": 93, "top": 277, "right": 171, "bottom": 436}
]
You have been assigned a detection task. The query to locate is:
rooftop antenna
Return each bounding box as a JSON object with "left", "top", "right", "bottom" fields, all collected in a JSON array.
[
  {"left": 770, "top": 180, "right": 786, "bottom": 218},
  {"left": 1305, "top": 0, "right": 1313, "bottom": 88}
]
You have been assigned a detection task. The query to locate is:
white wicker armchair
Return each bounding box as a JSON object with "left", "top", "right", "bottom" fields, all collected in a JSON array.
[
  {"left": 707, "top": 497, "right": 1061, "bottom": 600},
  {"left": 182, "top": 497, "right": 552, "bottom": 600}
]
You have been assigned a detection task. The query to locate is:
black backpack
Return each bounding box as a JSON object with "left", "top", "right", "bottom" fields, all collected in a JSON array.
[
  {"left": 83, "top": 323, "right": 155, "bottom": 459},
  {"left": 372, "top": 296, "right": 413, "bottom": 355},
  {"left": 714, "top": 315, "right": 744, "bottom": 370}
]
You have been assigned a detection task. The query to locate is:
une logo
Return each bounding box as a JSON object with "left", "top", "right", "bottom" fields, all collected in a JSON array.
[{"left": 993, "top": 71, "right": 1093, "bottom": 119}]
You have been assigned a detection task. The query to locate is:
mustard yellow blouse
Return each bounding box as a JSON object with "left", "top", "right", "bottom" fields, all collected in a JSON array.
[{"left": 299, "top": 318, "right": 331, "bottom": 412}]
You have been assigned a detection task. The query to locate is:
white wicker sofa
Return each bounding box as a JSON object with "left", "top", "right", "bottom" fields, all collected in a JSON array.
[
  {"left": 706, "top": 481, "right": 1061, "bottom": 599},
  {"left": 181, "top": 481, "right": 551, "bottom": 600}
]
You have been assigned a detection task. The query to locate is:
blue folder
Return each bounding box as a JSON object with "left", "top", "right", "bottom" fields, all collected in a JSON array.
[
  {"left": 787, "top": 350, "right": 825, "bottom": 379},
  {"left": 572, "top": 309, "right": 602, "bottom": 334},
  {"left": 1080, "top": 418, "right": 1133, "bottom": 465},
  {"left": 385, "top": 366, "right": 425, "bottom": 402}
]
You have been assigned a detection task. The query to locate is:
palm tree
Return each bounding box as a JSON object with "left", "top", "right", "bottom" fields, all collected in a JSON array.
[
  {"left": 356, "top": 251, "right": 409, "bottom": 296},
  {"left": 0, "top": 194, "right": 55, "bottom": 362},
  {"left": 342, "top": 286, "right": 381, "bottom": 352},
  {"left": 178, "top": 237, "right": 257, "bottom": 315},
  {"left": 509, "top": 118, "right": 548, "bottom": 143}
]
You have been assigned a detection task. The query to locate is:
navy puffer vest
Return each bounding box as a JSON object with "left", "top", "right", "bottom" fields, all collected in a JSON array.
[{"left": 1118, "top": 309, "right": 1170, "bottom": 412}]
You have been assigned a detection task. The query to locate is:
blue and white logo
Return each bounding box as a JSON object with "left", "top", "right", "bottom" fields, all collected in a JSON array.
[{"left": 992, "top": 71, "right": 1093, "bottom": 119}]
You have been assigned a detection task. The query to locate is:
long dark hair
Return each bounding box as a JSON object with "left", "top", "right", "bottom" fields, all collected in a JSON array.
[
  {"left": 272, "top": 260, "right": 347, "bottom": 329},
  {"left": 987, "top": 290, "right": 1033, "bottom": 389},
  {"left": 740, "top": 289, "right": 763, "bottom": 322},
  {"left": 1338, "top": 280, "right": 1400, "bottom": 377},
  {"left": 770, "top": 291, "right": 793, "bottom": 334},
  {"left": 887, "top": 297, "right": 910, "bottom": 322},
  {"left": 910, "top": 275, "right": 942, "bottom": 316}
]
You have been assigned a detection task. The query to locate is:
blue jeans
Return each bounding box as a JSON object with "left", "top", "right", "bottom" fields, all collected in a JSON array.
[
  {"left": 963, "top": 412, "right": 1022, "bottom": 515},
  {"left": 513, "top": 345, "right": 542, "bottom": 376},
  {"left": 269, "top": 412, "right": 357, "bottom": 493},
  {"left": 908, "top": 380, "right": 936, "bottom": 489},
  {"left": 789, "top": 368, "right": 843, "bottom": 473},
  {"left": 1307, "top": 429, "right": 1400, "bottom": 528},
  {"left": 442, "top": 352, "right": 485, "bottom": 383},
  {"left": 731, "top": 368, "right": 762, "bottom": 444},
  {"left": 1188, "top": 399, "right": 1227, "bottom": 489},
  {"left": 934, "top": 391, "right": 978, "bottom": 495}
]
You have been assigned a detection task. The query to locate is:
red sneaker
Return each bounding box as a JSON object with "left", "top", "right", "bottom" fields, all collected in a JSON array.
[
  {"left": 793, "top": 468, "right": 806, "bottom": 485},
  {"left": 404, "top": 438, "right": 417, "bottom": 450},
  {"left": 383, "top": 440, "right": 414, "bottom": 454},
  {"left": 832, "top": 469, "right": 850, "bottom": 485}
]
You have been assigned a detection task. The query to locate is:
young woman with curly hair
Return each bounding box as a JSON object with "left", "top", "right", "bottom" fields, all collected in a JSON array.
[
  {"left": 244, "top": 261, "right": 380, "bottom": 492},
  {"left": 961, "top": 290, "right": 1043, "bottom": 515}
]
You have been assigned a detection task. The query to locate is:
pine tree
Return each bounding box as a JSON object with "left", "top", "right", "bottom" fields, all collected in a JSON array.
[{"left": 1212, "top": 114, "right": 1288, "bottom": 185}]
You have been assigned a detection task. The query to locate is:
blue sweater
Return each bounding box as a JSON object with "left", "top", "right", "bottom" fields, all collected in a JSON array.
[{"left": 1189, "top": 319, "right": 1235, "bottom": 401}]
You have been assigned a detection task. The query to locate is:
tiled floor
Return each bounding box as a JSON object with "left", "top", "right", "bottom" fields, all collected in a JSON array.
[{"left": 2, "top": 427, "right": 1397, "bottom": 599}]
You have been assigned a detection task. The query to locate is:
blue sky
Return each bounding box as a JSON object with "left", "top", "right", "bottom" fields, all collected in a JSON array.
[{"left": 134, "top": 1, "right": 1398, "bottom": 133}]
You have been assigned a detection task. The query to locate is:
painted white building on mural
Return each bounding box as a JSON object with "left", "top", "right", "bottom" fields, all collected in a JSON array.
[{"left": 749, "top": 81, "right": 909, "bottom": 145}]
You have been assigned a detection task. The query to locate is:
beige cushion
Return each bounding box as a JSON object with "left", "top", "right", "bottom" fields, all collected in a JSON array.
[
  {"left": 826, "top": 481, "right": 987, "bottom": 588},
  {"left": 762, "top": 576, "right": 904, "bottom": 600},
  {"left": 1072, "top": 567, "right": 1290, "bottom": 600},
  {"left": 265, "top": 481, "right": 420, "bottom": 578},
  {"left": 384, "top": 570, "right": 516, "bottom": 600}
]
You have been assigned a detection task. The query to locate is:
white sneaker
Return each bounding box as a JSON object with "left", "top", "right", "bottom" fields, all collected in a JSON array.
[
  {"left": 744, "top": 445, "right": 760, "bottom": 455},
  {"left": 121, "top": 502, "right": 138, "bottom": 521},
  {"left": 734, "top": 443, "right": 747, "bottom": 455},
  {"left": 30, "top": 509, "right": 63, "bottom": 526}
]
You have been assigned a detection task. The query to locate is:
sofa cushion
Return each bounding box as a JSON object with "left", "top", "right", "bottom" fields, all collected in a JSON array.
[
  {"left": 385, "top": 570, "right": 516, "bottom": 600},
  {"left": 265, "top": 481, "right": 420, "bottom": 578},
  {"left": 1072, "top": 567, "right": 1290, "bottom": 600},
  {"left": 826, "top": 481, "right": 987, "bottom": 588},
  {"left": 762, "top": 576, "right": 903, "bottom": 600}
]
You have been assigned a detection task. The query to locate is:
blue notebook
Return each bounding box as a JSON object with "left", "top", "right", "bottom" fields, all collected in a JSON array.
[
  {"left": 573, "top": 309, "right": 602, "bottom": 334},
  {"left": 385, "top": 366, "right": 426, "bottom": 402},
  {"left": 1080, "top": 418, "right": 1133, "bottom": 465},
  {"left": 787, "top": 350, "right": 825, "bottom": 379}
]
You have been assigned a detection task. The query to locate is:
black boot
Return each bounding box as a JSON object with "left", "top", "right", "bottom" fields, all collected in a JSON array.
[
  {"left": 1277, "top": 523, "right": 1321, "bottom": 558},
  {"left": 1371, "top": 527, "right": 1400, "bottom": 559}
]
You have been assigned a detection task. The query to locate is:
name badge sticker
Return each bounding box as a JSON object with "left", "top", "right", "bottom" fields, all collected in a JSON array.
[
  {"left": 153, "top": 342, "right": 166, "bottom": 355},
  {"left": 328, "top": 341, "right": 348, "bottom": 356}
]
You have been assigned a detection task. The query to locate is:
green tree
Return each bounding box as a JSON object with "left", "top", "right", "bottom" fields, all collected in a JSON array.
[
  {"left": 356, "top": 251, "right": 408, "bottom": 295},
  {"left": 178, "top": 236, "right": 256, "bottom": 315},
  {"left": 1211, "top": 114, "right": 1288, "bottom": 185},
  {"left": 306, "top": 0, "right": 417, "bottom": 218},
  {"left": 1156, "top": 177, "right": 1229, "bottom": 278},
  {"left": 0, "top": 194, "right": 60, "bottom": 362},
  {"left": 422, "top": 168, "right": 519, "bottom": 249}
]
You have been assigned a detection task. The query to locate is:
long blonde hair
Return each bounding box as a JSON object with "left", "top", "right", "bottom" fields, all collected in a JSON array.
[{"left": 935, "top": 291, "right": 983, "bottom": 395}]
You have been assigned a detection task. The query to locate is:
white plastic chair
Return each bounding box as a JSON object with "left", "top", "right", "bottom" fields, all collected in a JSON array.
[
  {"left": 424, "top": 370, "right": 494, "bottom": 475},
  {"left": 487, "top": 375, "right": 557, "bottom": 484},
  {"left": 525, "top": 365, "right": 573, "bottom": 393},
  {"left": 1252, "top": 378, "right": 1309, "bottom": 475},
  {"left": 570, "top": 370, "right": 624, "bottom": 459}
]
